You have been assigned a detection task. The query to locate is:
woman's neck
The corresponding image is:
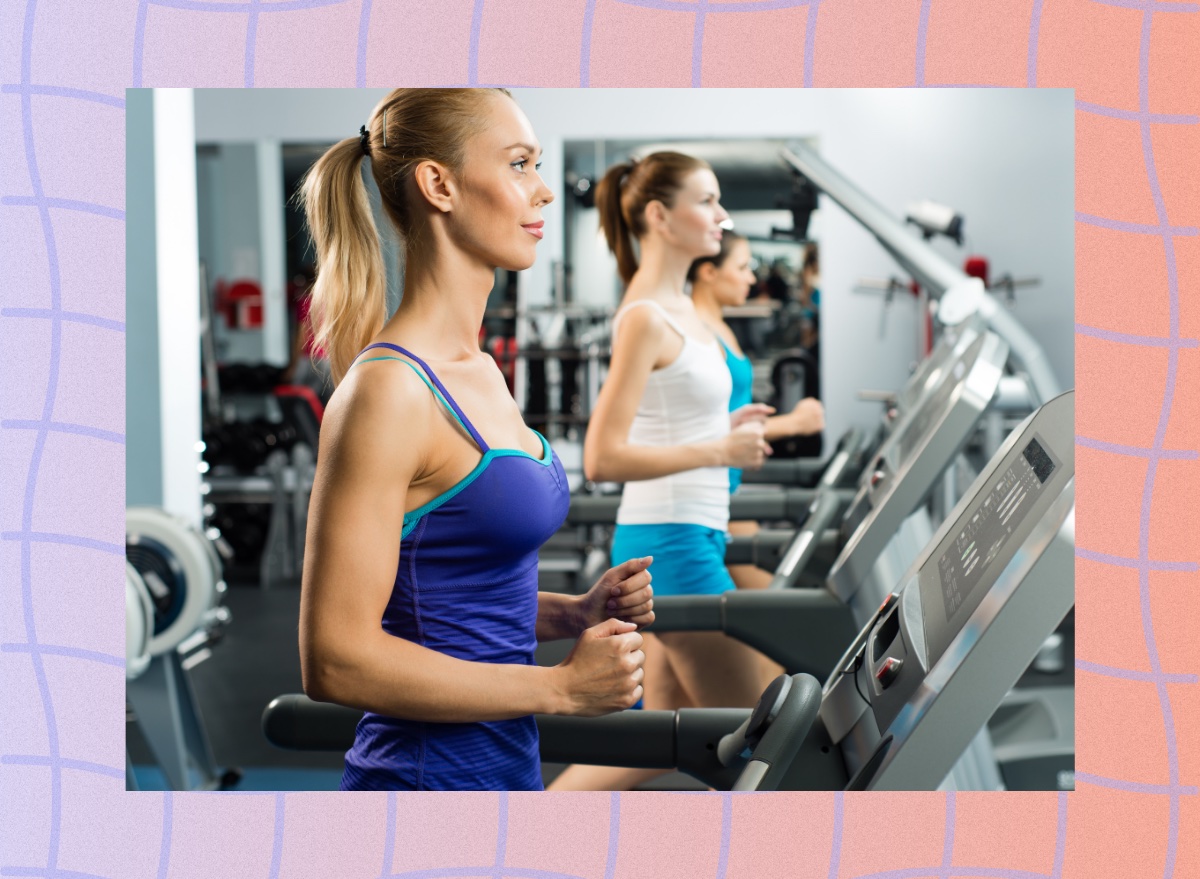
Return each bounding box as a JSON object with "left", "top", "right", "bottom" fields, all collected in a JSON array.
[
  {"left": 633, "top": 235, "right": 698, "bottom": 299},
  {"left": 388, "top": 248, "right": 496, "bottom": 360},
  {"left": 691, "top": 285, "right": 724, "bottom": 325}
]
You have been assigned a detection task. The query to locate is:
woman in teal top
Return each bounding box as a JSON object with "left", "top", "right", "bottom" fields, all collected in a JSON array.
[{"left": 689, "top": 232, "right": 825, "bottom": 604}]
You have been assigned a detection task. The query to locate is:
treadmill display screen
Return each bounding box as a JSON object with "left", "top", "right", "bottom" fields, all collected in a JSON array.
[
  {"left": 1023, "top": 438, "right": 1055, "bottom": 484},
  {"left": 938, "top": 436, "right": 1058, "bottom": 621}
]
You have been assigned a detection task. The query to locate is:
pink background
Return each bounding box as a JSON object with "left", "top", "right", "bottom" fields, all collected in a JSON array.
[{"left": 1, "top": 0, "right": 1197, "bottom": 875}]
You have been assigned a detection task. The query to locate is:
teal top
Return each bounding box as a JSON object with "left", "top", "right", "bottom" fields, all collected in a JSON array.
[{"left": 717, "top": 335, "right": 754, "bottom": 494}]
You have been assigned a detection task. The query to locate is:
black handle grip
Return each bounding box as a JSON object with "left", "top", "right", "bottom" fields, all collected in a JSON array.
[
  {"left": 262, "top": 694, "right": 362, "bottom": 751},
  {"left": 731, "top": 674, "right": 823, "bottom": 791}
]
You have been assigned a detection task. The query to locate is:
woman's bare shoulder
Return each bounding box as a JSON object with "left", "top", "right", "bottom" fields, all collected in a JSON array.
[{"left": 320, "top": 355, "right": 439, "bottom": 468}]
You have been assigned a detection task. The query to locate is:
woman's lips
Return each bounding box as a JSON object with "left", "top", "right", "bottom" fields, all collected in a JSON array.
[{"left": 523, "top": 222, "right": 544, "bottom": 240}]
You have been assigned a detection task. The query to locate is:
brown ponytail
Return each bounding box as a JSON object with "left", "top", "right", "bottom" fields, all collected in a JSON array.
[
  {"left": 300, "top": 88, "right": 513, "bottom": 385},
  {"left": 594, "top": 151, "right": 711, "bottom": 285}
]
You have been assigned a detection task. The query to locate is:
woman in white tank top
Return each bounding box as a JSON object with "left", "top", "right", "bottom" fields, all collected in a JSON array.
[{"left": 547, "top": 152, "right": 780, "bottom": 791}]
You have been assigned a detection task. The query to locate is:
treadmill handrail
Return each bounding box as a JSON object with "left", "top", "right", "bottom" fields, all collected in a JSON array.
[
  {"left": 778, "top": 143, "right": 1059, "bottom": 403},
  {"left": 768, "top": 488, "right": 843, "bottom": 589}
]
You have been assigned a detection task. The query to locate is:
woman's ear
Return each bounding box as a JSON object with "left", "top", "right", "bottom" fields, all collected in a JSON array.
[
  {"left": 694, "top": 261, "right": 719, "bottom": 285},
  {"left": 412, "top": 160, "right": 456, "bottom": 213},
  {"left": 643, "top": 199, "right": 668, "bottom": 232}
]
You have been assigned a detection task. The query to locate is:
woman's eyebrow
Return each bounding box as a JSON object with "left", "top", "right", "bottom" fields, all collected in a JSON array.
[{"left": 503, "top": 142, "right": 543, "bottom": 158}]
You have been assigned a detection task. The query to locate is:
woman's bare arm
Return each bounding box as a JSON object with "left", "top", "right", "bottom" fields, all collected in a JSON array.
[
  {"left": 584, "top": 306, "right": 738, "bottom": 483},
  {"left": 299, "top": 363, "right": 569, "bottom": 721},
  {"left": 763, "top": 398, "right": 825, "bottom": 442},
  {"left": 300, "top": 360, "right": 645, "bottom": 721}
]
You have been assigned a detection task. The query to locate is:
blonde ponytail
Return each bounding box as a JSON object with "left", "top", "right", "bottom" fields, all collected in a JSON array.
[
  {"left": 300, "top": 88, "right": 513, "bottom": 386},
  {"left": 300, "top": 137, "right": 386, "bottom": 385}
]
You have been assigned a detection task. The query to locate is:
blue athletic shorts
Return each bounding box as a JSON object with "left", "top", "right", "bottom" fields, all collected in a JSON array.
[{"left": 610, "top": 523, "right": 735, "bottom": 597}]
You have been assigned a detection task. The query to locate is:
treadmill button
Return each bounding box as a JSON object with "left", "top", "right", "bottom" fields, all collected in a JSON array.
[{"left": 876, "top": 657, "right": 903, "bottom": 688}]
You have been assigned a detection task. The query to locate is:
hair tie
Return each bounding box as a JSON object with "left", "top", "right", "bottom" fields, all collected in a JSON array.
[{"left": 359, "top": 125, "right": 371, "bottom": 157}]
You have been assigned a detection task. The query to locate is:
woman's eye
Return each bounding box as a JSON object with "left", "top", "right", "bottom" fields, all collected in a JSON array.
[
  {"left": 512, "top": 159, "right": 527, "bottom": 171},
  {"left": 535, "top": 161, "right": 542, "bottom": 171}
]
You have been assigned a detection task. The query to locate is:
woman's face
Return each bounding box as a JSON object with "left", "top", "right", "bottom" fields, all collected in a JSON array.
[
  {"left": 657, "top": 168, "right": 729, "bottom": 259},
  {"left": 709, "top": 239, "right": 756, "bottom": 307},
  {"left": 449, "top": 93, "right": 554, "bottom": 272}
]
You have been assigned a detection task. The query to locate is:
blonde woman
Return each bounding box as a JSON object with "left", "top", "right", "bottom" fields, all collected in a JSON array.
[{"left": 299, "top": 89, "right": 654, "bottom": 791}]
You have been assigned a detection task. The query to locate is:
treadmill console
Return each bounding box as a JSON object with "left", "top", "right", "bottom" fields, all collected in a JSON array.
[
  {"left": 895, "top": 313, "right": 986, "bottom": 415},
  {"left": 818, "top": 392, "right": 1075, "bottom": 789},
  {"left": 828, "top": 330, "right": 1008, "bottom": 601},
  {"left": 917, "top": 426, "right": 1067, "bottom": 671},
  {"left": 935, "top": 435, "right": 1059, "bottom": 625}
]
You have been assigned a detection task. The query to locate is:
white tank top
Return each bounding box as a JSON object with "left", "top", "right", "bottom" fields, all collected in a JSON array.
[{"left": 611, "top": 300, "right": 733, "bottom": 531}]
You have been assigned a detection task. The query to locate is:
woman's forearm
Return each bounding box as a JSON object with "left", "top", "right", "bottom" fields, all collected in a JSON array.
[
  {"left": 585, "top": 438, "right": 725, "bottom": 483},
  {"left": 304, "top": 632, "right": 566, "bottom": 721},
  {"left": 764, "top": 412, "right": 798, "bottom": 442},
  {"left": 536, "top": 591, "right": 584, "bottom": 642}
]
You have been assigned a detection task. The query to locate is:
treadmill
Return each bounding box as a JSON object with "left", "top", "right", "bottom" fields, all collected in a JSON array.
[
  {"left": 637, "top": 326, "right": 1011, "bottom": 685},
  {"left": 261, "top": 392, "right": 1074, "bottom": 790}
]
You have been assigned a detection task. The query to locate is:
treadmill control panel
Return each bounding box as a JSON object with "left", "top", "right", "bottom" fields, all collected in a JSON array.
[
  {"left": 938, "top": 435, "right": 1059, "bottom": 622},
  {"left": 920, "top": 426, "right": 1067, "bottom": 669}
]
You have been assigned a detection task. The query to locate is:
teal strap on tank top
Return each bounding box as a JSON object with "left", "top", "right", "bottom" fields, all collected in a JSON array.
[
  {"left": 399, "top": 435, "right": 550, "bottom": 539},
  {"left": 715, "top": 334, "right": 747, "bottom": 362},
  {"left": 355, "top": 355, "right": 475, "bottom": 440},
  {"left": 352, "top": 354, "right": 552, "bottom": 539}
]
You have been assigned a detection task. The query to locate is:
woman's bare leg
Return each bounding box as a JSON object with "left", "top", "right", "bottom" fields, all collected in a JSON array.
[
  {"left": 725, "top": 520, "right": 786, "bottom": 680},
  {"left": 655, "top": 629, "right": 778, "bottom": 709}
]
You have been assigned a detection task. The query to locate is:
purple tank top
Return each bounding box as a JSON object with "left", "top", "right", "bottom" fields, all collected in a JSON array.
[{"left": 339, "top": 343, "right": 570, "bottom": 790}]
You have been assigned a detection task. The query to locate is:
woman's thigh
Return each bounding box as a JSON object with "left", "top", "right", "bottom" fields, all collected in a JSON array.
[{"left": 655, "top": 630, "right": 777, "bottom": 709}]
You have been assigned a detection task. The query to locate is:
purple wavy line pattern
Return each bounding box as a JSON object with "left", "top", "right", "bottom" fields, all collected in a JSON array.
[
  {"left": 1076, "top": 659, "right": 1199, "bottom": 685},
  {"left": 914, "top": 0, "right": 932, "bottom": 87},
  {"left": 1, "top": 756, "right": 126, "bottom": 780},
  {"left": 1074, "top": 773, "right": 1198, "bottom": 796},
  {"left": 844, "top": 867, "right": 1051, "bottom": 879},
  {"left": 1075, "top": 322, "right": 1199, "bottom": 348},
  {"left": 604, "top": 792, "right": 620, "bottom": 879},
  {"left": 157, "top": 792, "right": 172, "bottom": 879},
  {"left": 2, "top": 310, "right": 126, "bottom": 331},
  {"left": 0, "top": 83, "right": 126, "bottom": 108},
  {"left": 1075, "top": 99, "right": 1198, "bottom": 124},
  {"left": 10, "top": 2, "right": 69, "bottom": 876},
  {"left": 1075, "top": 211, "right": 1198, "bottom": 237},
  {"left": 803, "top": 1, "right": 819, "bottom": 87},
  {"left": 1089, "top": 0, "right": 1197, "bottom": 12},
  {"left": 1, "top": 196, "right": 125, "bottom": 221},
  {"left": 1052, "top": 792, "right": 1067, "bottom": 879},
  {"left": 1075, "top": 546, "right": 1199, "bottom": 571},
  {"left": 827, "top": 790, "right": 843, "bottom": 879},
  {"left": 495, "top": 791, "right": 509, "bottom": 874},
  {"left": 1075, "top": 435, "right": 1197, "bottom": 460},
  {"left": 0, "top": 0, "right": 1195, "bottom": 877},
  {"left": 1130, "top": 7, "right": 1189, "bottom": 875},
  {"left": 692, "top": 0, "right": 708, "bottom": 87},
  {"left": 609, "top": 0, "right": 816, "bottom": 12},
  {"left": 1, "top": 531, "right": 126, "bottom": 555},
  {"left": 1, "top": 643, "right": 126, "bottom": 668},
  {"left": 356, "top": 0, "right": 372, "bottom": 87},
  {"left": 1028, "top": 0, "right": 1044, "bottom": 86}
]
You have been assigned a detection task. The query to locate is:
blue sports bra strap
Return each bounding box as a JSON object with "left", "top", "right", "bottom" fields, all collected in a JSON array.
[{"left": 358, "top": 342, "right": 490, "bottom": 452}]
